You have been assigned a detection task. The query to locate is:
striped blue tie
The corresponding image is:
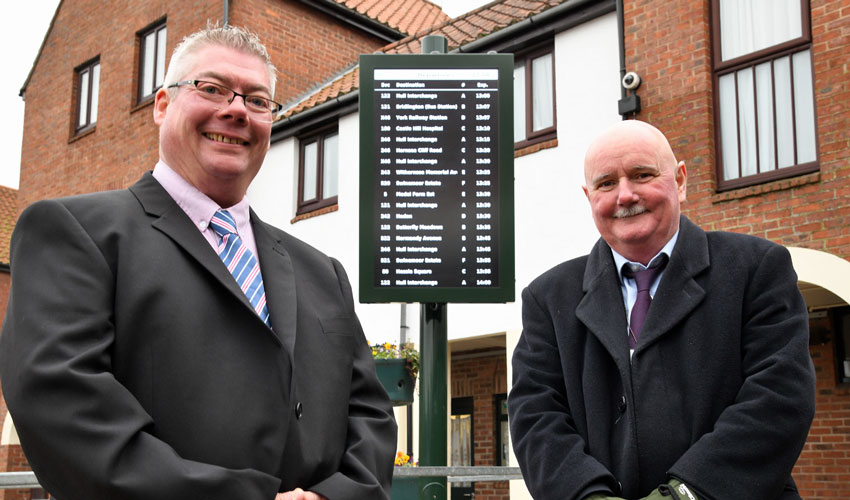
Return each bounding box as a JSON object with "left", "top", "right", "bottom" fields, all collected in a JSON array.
[{"left": 209, "top": 209, "right": 271, "bottom": 327}]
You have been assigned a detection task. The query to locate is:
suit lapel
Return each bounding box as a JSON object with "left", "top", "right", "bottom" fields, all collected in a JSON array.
[
  {"left": 129, "top": 173, "right": 282, "bottom": 345},
  {"left": 251, "top": 214, "right": 298, "bottom": 361},
  {"left": 576, "top": 238, "right": 631, "bottom": 367},
  {"left": 634, "top": 216, "right": 708, "bottom": 355}
]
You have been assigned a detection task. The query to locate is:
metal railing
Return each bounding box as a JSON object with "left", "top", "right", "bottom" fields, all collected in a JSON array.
[
  {"left": 0, "top": 466, "right": 523, "bottom": 489},
  {"left": 0, "top": 471, "right": 39, "bottom": 489},
  {"left": 393, "top": 466, "right": 522, "bottom": 483}
]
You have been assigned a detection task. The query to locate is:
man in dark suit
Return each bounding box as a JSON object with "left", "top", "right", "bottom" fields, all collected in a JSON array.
[
  {"left": 508, "top": 120, "right": 815, "bottom": 500},
  {"left": 0, "top": 25, "right": 396, "bottom": 500}
]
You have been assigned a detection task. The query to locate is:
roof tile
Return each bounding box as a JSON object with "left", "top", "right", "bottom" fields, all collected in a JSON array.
[
  {"left": 333, "top": 0, "right": 451, "bottom": 36},
  {"left": 0, "top": 186, "right": 18, "bottom": 265},
  {"left": 282, "top": 0, "right": 568, "bottom": 118}
]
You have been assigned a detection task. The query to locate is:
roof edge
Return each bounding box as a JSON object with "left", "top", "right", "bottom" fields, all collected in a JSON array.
[
  {"left": 273, "top": 0, "right": 616, "bottom": 134},
  {"left": 299, "top": 0, "right": 406, "bottom": 42},
  {"left": 20, "top": 0, "right": 64, "bottom": 98}
]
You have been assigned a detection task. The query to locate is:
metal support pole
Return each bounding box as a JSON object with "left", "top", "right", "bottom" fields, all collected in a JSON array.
[
  {"left": 421, "top": 34, "right": 448, "bottom": 54},
  {"left": 415, "top": 34, "right": 449, "bottom": 500},
  {"left": 419, "top": 302, "right": 448, "bottom": 500}
]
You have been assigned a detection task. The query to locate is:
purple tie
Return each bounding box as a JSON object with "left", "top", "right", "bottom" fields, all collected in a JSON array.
[{"left": 622, "top": 255, "right": 668, "bottom": 348}]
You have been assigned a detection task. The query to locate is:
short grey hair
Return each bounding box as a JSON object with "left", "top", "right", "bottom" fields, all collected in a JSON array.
[{"left": 164, "top": 23, "right": 277, "bottom": 96}]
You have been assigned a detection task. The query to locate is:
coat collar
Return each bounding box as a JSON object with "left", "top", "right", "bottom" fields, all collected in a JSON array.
[
  {"left": 576, "top": 215, "right": 709, "bottom": 362},
  {"left": 576, "top": 236, "right": 631, "bottom": 366},
  {"left": 129, "top": 173, "right": 296, "bottom": 352},
  {"left": 635, "top": 216, "right": 708, "bottom": 355}
]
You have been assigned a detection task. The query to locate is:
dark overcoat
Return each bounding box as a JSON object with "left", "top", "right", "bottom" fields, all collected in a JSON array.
[
  {"left": 508, "top": 216, "right": 815, "bottom": 500},
  {"left": 0, "top": 173, "right": 397, "bottom": 500}
]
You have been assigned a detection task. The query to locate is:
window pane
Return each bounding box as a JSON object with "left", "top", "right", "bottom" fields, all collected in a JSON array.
[
  {"left": 78, "top": 70, "right": 90, "bottom": 128},
  {"left": 450, "top": 413, "right": 472, "bottom": 488},
  {"left": 156, "top": 27, "right": 167, "bottom": 88},
  {"left": 718, "top": 73, "right": 739, "bottom": 180},
  {"left": 754, "top": 62, "right": 776, "bottom": 173},
  {"left": 90, "top": 63, "right": 100, "bottom": 124},
  {"left": 773, "top": 56, "right": 795, "bottom": 169},
  {"left": 322, "top": 132, "right": 339, "bottom": 198},
  {"left": 513, "top": 63, "right": 526, "bottom": 142},
  {"left": 792, "top": 50, "right": 816, "bottom": 164},
  {"left": 719, "top": 0, "right": 802, "bottom": 61},
  {"left": 531, "top": 53, "right": 554, "bottom": 132},
  {"left": 302, "top": 141, "right": 318, "bottom": 201},
  {"left": 143, "top": 32, "right": 155, "bottom": 96},
  {"left": 736, "top": 68, "right": 757, "bottom": 177}
]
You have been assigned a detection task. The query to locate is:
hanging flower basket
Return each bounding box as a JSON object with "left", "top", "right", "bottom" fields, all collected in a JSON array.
[{"left": 372, "top": 342, "right": 418, "bottom": 405}]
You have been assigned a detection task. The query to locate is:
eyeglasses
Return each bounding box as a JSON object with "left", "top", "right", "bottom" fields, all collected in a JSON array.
[{"left": 167, "top": 80, "right": 283, "bottom": 117}]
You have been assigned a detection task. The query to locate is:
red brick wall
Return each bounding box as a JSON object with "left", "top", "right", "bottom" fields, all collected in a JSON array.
[
  {"left": 623, "top": 0, "right": 850, "bottom": 253},
  {"left": 797, "top": 314, "right": 850, "bottom": 499},
  {"left": 0, "top": 444, "right": 35, "bottom": 500},
  {"left": 624, "top": 1, "right": 850, "bottom": 498},
  {"left": 229, "top": 0, "right": 386, "bottom": 110},
  {"left": 451, "top": 351, "right": 509, "bottom": 500},
  {"left": 18, "top": 0, "right": 218, "bottom": 210}
]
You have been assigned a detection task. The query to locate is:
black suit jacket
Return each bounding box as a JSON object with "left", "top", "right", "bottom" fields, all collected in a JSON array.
[
  {"left": 0, "top": 173, "right": 396, "bottom": 500},
  {"left": 508, "top": 216, "right": 815, "bottom": 500}
]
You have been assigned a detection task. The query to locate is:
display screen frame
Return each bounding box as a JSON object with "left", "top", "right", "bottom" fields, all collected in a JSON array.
[{"left": 358, "top": 53, "right": 515, "bottom": 304}]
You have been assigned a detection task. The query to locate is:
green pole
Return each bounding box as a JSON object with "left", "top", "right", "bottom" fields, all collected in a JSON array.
[
  {"left": 419, "top": 302, "right": 447, "bottom": 500},
  {"left": 417, "top": 34, "right": 449, "bottom": 500}
]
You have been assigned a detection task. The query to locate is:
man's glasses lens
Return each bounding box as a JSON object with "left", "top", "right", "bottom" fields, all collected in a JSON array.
[
  {"left": 170, "top": 80, "right": 281, "bottom": 115},
  {"left": 195, "top": 81, "right": 274, "bottom": 113}
]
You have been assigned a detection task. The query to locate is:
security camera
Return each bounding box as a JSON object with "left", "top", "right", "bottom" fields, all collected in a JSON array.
[{"left": 622, "top": 71, "right": 641, "bottom": 91}]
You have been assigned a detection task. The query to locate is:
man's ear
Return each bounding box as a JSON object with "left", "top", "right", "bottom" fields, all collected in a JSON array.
[
  {"left": 676, "top": 161, "right": 687, "bottom": 202},
  {"left": 153, "top": 88, "right": 170, "bottom": 126}
]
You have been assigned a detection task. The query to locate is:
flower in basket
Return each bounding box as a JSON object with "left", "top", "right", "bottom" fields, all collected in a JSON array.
[
  {"left": 370, "top": 341, "right": 419, "bottom": 380},
  {"left": 394, "top": 451, "right": 418, "bottom": 467}
]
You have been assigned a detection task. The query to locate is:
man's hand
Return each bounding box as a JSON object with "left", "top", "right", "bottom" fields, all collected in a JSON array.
[
  {"left": 275, "top": 488, "right": 328, "bottom": 500},
  {"left": 639, "top": 479, "right": 699, "bottom": 500}
]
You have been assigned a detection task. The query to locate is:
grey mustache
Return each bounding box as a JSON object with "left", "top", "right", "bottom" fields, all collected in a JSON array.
[{"left": 613, "top": 205, "right": 647, "bottom": 218}]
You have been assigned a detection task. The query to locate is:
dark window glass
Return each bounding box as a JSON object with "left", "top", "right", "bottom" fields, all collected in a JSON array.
[
  {"left": 138, "top": 22, "right": 167, "bottom": 102},
  {"left": 513, "top": 44, "right": 556, "bottom": 149},
  {"left": 75, "top": 59, "right": 100, "bottom": 133},
  {"left": 297, "top": 126, "right": 339, "bottom": 215}
]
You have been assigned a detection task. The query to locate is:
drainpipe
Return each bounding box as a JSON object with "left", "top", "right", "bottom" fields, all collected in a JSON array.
[
  {"left": 617, "top": 0, "right": 626, "bottom": 103},
  {"left": 616, "top": 0, "right": 641, "bottom": 118},
  {"left": 223, "top": 0, "right": 230, "bottom": 26}
]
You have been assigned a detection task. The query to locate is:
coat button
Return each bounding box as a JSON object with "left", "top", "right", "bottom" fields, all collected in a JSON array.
[
  {"left": 296, "top": 402, "right": 303, "bottom": 419},
  {"left": 617, "top": 396, "right": 627, "bottom": 413}
]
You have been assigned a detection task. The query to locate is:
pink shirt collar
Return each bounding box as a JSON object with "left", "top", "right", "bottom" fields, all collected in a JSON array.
[{"left": 151, "top": 160, "right": 258, "bottom": 257}]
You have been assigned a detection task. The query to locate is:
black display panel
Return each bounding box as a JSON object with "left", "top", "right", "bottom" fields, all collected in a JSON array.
[{"left": 359, "top": 54, "right": 514, "bottom": 303}]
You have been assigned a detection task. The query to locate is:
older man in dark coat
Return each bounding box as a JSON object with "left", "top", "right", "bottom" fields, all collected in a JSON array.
[{"left": 508, "top": 120, "right": 815, "bottom": 500}]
